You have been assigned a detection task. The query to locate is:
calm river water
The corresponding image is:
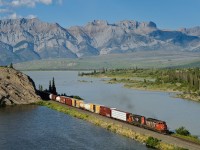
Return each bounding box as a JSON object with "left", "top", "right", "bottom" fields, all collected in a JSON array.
[
  {"left": 1, "top": 70, "right": 200, "bottom": 150},
  {"left": 24, "top": 71, "right": 200, "bottom": 138},
  {"left": 0, "top": 105, "right": 148, "bottom": 150}
]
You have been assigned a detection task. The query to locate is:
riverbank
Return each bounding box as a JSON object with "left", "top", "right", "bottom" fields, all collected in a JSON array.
[
  {"left": 108, "top": 78, "right": 200, "bottom": 102},
  {"left": 36, "top": 101, "right": 199, "bottom": 150},
  {"left": 79, "top": 69, "right": 200, "bottom": 102}
]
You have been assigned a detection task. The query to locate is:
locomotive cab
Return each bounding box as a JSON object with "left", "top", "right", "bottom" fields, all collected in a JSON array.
[
  {"left": 156, "top": 121, "right": 168, "bottom": 132},
  {"left": 146, "top": 118, "right": 168, "bottom": 133}
]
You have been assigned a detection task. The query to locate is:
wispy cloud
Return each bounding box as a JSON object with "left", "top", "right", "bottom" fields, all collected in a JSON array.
[
  {"left": 10, "top": 0, "right": 53, "bottom": 7},
  {"left": 26, "top": 14, "right": 37, "bottom": 19},
  {"left": 0, "top": 0, "right": 61, "bottom": 8},
  {"left": 39, "top": 0, "right": 53, "bottom": 5},
  {"left": 0, "top": 0, "right": 60, "bottom": 19},
  {"left": 0, "top": 8, "right": 11, "bottom": 13},
  {"left": 7, "top": 12, "right": 21, "bottom": 19},
  {"left": 3, "top": 12, "right": 37, "bottom": 19},
  {"left": 11, "top": 0, "right": 36, "bottom": 7}
]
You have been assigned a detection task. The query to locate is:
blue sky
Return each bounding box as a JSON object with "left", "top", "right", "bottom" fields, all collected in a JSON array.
[{"left": 0, "top": 0, "right": 199, "bottom": 29}]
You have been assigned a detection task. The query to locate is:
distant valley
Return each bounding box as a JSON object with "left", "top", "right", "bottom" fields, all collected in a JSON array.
[{"left": 0, "top": 18, "right": 200, "bottom": 66}]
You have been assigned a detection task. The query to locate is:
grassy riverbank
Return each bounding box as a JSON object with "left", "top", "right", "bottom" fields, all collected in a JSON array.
[
  {"left": 79, "top": 68, "right": 200, "bottom": 102},
  {"left": 36, "top": 101, "right": 187, "bottom": 150},
  {"left": 172, "top": 134, "right": 200, "bottom": 145}
]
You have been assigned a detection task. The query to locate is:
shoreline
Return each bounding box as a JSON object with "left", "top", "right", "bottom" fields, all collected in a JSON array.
[
  {"left": 36, "top": 100, "right": 190, "bottom": 150},
  {"left": 88, "top": 74, "right": 200, "bottom": 103},
  {"left": 125, "top": 84, "right": 200, "bottom": 102}
]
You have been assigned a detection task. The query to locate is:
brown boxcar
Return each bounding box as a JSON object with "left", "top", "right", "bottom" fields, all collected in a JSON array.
[
  {"left": 145, "top": 118, "right": 168, "bottom": 133},
  {"left": 60, "top": 96, "right": 66, "bottom": 104},
  {"left": 100, "top": 106, "right": 112, "bottom": 117},
  {"left": 65, "top": 97, "right": 72, "bottom": 106}
]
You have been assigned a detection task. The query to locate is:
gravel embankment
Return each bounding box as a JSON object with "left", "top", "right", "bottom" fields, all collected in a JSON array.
[{"left": 50, "top": 101, "right": 200, "bottom": 150}]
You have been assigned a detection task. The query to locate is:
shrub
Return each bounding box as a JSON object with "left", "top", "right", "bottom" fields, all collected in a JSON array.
[
  {"left": 175, "top": 126, "right": 190, "bottom": 136},
  {"left": 72, "top": 95, "right": 83, "bottom": 100},
  {"left": 111, "top": 78, "right": 117, "bottom": 81},
  {"left": 146, "top": 136, "right": 161, "bottom": 148},
  {"left": 107, "top": 125, "right": 112, "bottom": 130}
]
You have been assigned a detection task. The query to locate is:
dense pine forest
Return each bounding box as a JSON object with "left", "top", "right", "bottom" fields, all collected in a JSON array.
[{"left": 156, "top": 68, "right": 200, "bottom": 93}]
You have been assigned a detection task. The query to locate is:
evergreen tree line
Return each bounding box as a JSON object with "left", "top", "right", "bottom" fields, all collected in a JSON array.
[
  {"left": 158, "top": 68, "right": 200, "bottom": 91},
  {"left": 38, "top": 77, "right": 57, "bottom": 95},
  {"left": 49, "top": 77, "right": 57, "bottom": 95}
]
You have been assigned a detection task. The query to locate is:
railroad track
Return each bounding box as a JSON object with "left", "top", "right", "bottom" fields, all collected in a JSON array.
[{"left": 49, "top": 100, "right": 200, "bottom": 150}]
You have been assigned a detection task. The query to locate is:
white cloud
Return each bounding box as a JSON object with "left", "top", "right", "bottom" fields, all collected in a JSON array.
[
  {"left": 11, "top": 0, "right": 36, "bottom": 7},
  {"left": 0, "top": 0, "right": 61, "bottom": 19},
  {"left": 0, "top": 0, "right": 56, "bottom": 8},
  {"left": 38, "top": 0, "right": 52, "bottom": 5},
  {"left": 26, "top": 14, "right": 37, "bottom": 19},
  {"left": 11, "top": 0, "right": 54, "bottom": 7},
  {"left": 0, "top": 8, "right": 11, "bottom": 13},
  {"left": 7, "top": 12, "right": 21, "bottom": 19},
  {"left": 3, "top": 12, "right": 37, "bottom": 19}
]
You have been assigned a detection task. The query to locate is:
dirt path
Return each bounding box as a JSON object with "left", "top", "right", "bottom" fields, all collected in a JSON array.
[{"left": 49, "top": 101, "right": 200, "bottom": 150}]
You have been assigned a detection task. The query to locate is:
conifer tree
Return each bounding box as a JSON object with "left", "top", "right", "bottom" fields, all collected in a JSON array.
[
  {"left": 49, "top": 80, "right": 52, "bottom": 92},
  {"left": 52, "top": 77, "right": 57, "bottom": 95},
  {"left": 9, "top": 63, "right": 13, "bottom": 68},
  {"left": 40, "top": 85, "right": 43, "bottom": 91}
]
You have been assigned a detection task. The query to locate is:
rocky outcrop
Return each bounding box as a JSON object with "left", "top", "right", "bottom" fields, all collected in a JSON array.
[
  {"left": 0, "top": 67, "right": 40, "bottom": 106},
  {"left": 0, "top": 18, "right": 200, "bottom": 65},
  {"left": 180, "top": 26, "right": 200, "bottom": 37}
]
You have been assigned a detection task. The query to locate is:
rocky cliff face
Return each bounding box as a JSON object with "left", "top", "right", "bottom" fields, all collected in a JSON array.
[
  {"left": 0, "top": 67, "right": 40, "bottom": 106},
  {"left": 0, "top": 18, "right": 200, "bottom": 65}
]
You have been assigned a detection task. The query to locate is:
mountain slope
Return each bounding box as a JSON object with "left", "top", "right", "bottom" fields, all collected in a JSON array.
[{"left": 0, "top": 18, "right": 200, "bottom": 65}]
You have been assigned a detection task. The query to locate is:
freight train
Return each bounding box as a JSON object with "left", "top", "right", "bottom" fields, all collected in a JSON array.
[{"left": 49, "top": 94, "right": 168, "bottom": 134}]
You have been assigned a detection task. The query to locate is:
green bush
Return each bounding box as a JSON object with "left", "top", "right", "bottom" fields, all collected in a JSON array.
[
  {"left": 175, "top": 126, "right": 190, "bottom": 136},
  {"left": 107, "top": 125, "right": 112, "bottom": 130},
  {"left": 146, "top": 136, "right": 160, "bottom": 148},
  {"left": 111, "top": 78, "right": 117, "bottom": 81},
  {"left": 72, "top": 95, "right": 83, "bottom": 100}
]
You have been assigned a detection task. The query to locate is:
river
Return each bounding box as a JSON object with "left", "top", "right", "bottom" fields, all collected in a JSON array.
[
  {"left": 24, "top": 71, "right": 200, "bottom": 138},
  {"left": 0, "top": 105, "right": 149, "bottom": 150}
]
